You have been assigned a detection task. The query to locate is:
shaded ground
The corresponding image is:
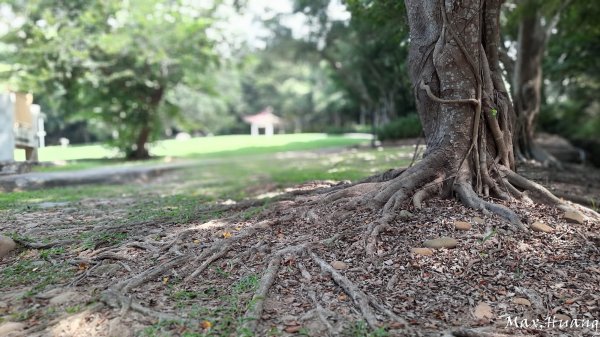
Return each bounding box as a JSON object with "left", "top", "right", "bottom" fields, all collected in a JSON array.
[{"left": 0, "top": 144, "right": 599, "bottom": 337}]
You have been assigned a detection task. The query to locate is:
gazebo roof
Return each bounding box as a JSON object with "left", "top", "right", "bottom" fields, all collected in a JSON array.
[{"left": 243, "top": 107, "right": 281, "bottom": 126}]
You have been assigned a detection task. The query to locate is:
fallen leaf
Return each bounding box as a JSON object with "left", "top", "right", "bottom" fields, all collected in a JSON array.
[
  {"left": 389, "top": 321, "right": 405, "bottom": 329},
  {"left": 163, "top": 277, "right": 169, "bottom": 285},
  {"left": 554, "top": 314, "right": 570, "bottom": 322},
  {"left": 331, "top": 261, "right": 349, "bottom": 270},
  {"left": 411, "top": 247, "right": 434, "bottom": 256},
  {"left": 284, "top": 325, "right": 301, "bottom": 333},
  {"left": 222, "top": 231, "right": 232, "bottom": 239},
  {"left": 473, "top": 302, "right": 493, "bottom": 320},
  {"left": 513, "top": 297, "right": 531, "bottom": 306},
  {"left": 200, "top": 320, "right": 212, "bottom": 329},
  {"left": 193, "top": 239, "right": 200, "bottom": 244}
]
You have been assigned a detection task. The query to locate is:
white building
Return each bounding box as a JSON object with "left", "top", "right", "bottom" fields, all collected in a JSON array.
[
  {"left": 0, "top": 92, "right": 46, "bottom": 162},
  {"left": 243, "top": 107, "right": 282, "bottom": 136}
]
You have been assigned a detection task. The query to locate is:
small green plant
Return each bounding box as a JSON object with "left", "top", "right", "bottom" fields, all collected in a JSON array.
[
  {"left": 480, "top": 227, "right": 497, "bottom": 244},
  {"left": 233, "top": 274, "right": 259, "bottom": 294},
  {"left": 267, "top": 327, "right": 282, "bottom": 336},
  {"left": 344, "top": 321, "right": 389, "bottom": 337},
  {"left": 39, "top": 247, "right": 65, "bottom": 260},
  {"left": 514, "top": 267, "right": 524, "bottom": 280},
  {"left": 80, "top": 231, "right": 127, "bottom": 250},
  {"left": 491, "top": 108, "right": 498, "bottom": 118},
  {"left": 10, "top": 309, "right": 36, "bottom": 321},
  {"left": 65, "top": 305, "right": 81, "bottom": 314},
  {"left": 213, "top": 266, "right": 230, "bottom": 278},
  {"left": 298, "top": 327, "right": 311, "bottom": 336}
]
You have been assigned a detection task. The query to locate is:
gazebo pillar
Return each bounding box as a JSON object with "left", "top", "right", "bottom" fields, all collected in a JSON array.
[
  {"left": 265, "top": 124, "right": 274, "bottom": 136},
  {"left": 251, "top": 124, "right": 259, "bottom": 136}
]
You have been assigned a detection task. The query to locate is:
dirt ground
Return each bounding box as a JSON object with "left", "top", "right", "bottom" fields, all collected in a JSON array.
[{"left": 1, "top": 148, "right": 599, "bottom": 337}]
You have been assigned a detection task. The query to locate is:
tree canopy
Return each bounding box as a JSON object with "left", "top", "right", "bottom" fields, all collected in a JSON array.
[{"left": 0, "top": 0, "right": 598, "bottom": 159}]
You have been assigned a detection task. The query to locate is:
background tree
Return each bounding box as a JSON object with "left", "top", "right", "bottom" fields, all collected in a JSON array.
[
  {"left": 1, "top": 0, "right": 216, "bottom": 159},
  {"left": 540, "top": 1, "right": 600, "bottom": 166},
  {"left": 502, "top": 0, "right": 571, "bottom": 166}
]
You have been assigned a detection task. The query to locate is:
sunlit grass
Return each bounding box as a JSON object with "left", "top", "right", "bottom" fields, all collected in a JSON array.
[
  {"left": 1, "top": 144, "right": 419, "bottom": 211},
  {"left": 14, "top": 134, "right": 372, "bottom": 174},
  {"left": 14, "top": 133, "right": 370, "bottom": 163}
]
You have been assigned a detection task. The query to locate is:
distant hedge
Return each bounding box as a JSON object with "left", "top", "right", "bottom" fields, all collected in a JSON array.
[{"left": 377, "top": 114, "right": 422, "bottom": 141}]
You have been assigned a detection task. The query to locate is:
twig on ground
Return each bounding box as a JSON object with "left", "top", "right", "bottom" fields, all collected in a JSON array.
[
  {"left": 102, "top": 289, "right": 185, "bottom": 322},
  {"left": 310, "top": 250, "right": 379, "bottom": 329}
]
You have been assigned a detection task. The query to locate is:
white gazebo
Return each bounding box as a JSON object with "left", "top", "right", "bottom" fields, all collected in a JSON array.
[{"left": 243, "top": 107, "right": 282, "bottom": 136}]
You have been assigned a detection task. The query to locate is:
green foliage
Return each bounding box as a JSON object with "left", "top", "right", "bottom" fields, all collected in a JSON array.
[
  {"left": 541, "top": 1, "right": 600, "bottom": 144},
  {"left": 376, "top": 114, "right": 422, "bottom": 141},
  {"left": 1, "top": 0, "right": 217, "bottom": 158}
]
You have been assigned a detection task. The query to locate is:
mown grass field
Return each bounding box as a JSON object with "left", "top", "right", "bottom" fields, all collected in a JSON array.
[
  {"left": 1, "top": 143, "right": 419, "bottom": 211},
  {"left": 14, "top": 133, "right": 369, "bottom": 162}
]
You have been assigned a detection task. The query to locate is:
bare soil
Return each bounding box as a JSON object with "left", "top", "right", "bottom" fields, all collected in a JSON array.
[{"left": 1, "top": 154, "right": 599, "bottom": 337}]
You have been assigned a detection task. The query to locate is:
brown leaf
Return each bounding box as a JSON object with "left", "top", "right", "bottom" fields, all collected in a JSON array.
[
  {"left": 284, "top": 325, "right": 301, "bottom": 333},
  {"left": 331, "top": 260, "right": 348, "bottom": 270},
  {"left": 512, "top": 297, "right": 531, "bottom": 306},
  {"left": 473, "top": 302, "right": 494, "bottom": 320}
]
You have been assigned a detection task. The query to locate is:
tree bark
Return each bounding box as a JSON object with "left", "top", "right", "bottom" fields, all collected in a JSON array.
[
  {"left": 512, "top": 1, "right": 563, "bottom": 166},
  {"left": 127, "top": 86, "right": 164, "bottom": 160},
  {"left": 131, "top": 125, "right": 151, "bottom": 160},
  {"left": 404, "top": 0, "right": 515, "bottom": 193},
  {"left": 314, "top": 0, "right": 575, "bottom": 228}
]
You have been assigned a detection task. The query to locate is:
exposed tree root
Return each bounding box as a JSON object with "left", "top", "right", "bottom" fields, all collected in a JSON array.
[
  {"left": 184, "top": 219, "right": 276, "bottom": 282},
  {"left": 310, "top": 251, "right": 379, "bottom": 328},
  {"left": 310, "top": 250, "right": 411, "bottom": 332},
  {"left": 307, "top": 290, "right": 338, "bottom": 336},
  {"left": 454, "top": 182, "right": 527, "bottom": 230},
  {"left": 102, "top": 288, "right": 186, "bottom": 322},
  {"left": 365, "top": 221, "right": 390, "bottom": 259},
  {"left": 500, "top": 167, "right": 563, "bottom": 205},
  {"left": 451, "top": 329, "right": 534, "bottom": 337},
  {"left": 413, "top": 175, "right": 445, "bottom": 209},
  {"left": 114, "top": 254, "right": 190, "bottom": 293},
  {"left": 14, "top": 238, "right": 75, "bottom": 249},
  {"left": 241, "top": 255, "right": 282, "bottom": 333},
  {"left": 241, "top": 243, "right": 309, "bottom": 333},
  {"left": 88, "top": 164, "right": 596, "bottom": 337}
]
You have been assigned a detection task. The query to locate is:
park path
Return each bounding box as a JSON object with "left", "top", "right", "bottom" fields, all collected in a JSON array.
[{"left": 0, "top": 160, "right": 201, "bottom": 192}]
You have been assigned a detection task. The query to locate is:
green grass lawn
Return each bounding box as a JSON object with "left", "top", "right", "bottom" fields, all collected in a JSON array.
[
  {"left": 13, "top": 133, "right": 371, "bottom": 172},
  {"left": 1, "top": 144, "right": 420, "bottom": 211}
]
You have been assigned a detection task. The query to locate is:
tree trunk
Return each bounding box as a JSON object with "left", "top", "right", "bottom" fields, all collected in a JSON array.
[
  {"left": 402, "top": 0, "right": 517, "bottom": 204},
  {"left": 130, "top": 125, "right": 151, "bottom": 160},
  {"left": 512, "top": 1, "right": 561, "bottom": 166},
  {"left": 127, "top": 86, "right": 164, "bottom": 160},
  {"left": 321, "top": 0, "right": 567, "bottom": 228}
]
